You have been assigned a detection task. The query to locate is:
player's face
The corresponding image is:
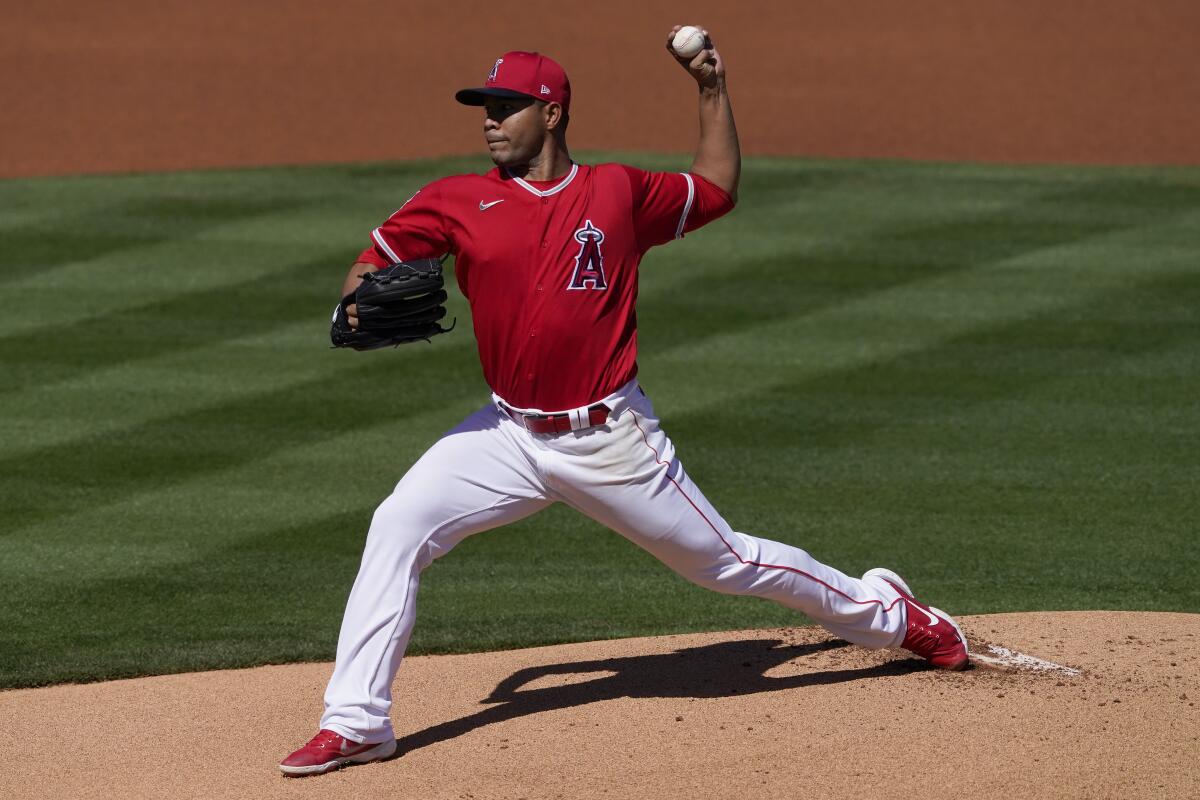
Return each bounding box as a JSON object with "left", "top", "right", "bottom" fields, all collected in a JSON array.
[{"left": 482, "top": 96, "right": 545, "bottom": 167}]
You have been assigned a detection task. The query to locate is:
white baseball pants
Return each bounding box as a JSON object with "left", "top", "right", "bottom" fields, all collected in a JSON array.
[{"left": 320, "top": 380, "right": 907, "bottom": 743}]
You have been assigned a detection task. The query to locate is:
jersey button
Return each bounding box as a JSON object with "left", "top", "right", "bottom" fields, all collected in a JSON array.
[{"left": 536, "top": 284, "right": 543, "bottom": 292}]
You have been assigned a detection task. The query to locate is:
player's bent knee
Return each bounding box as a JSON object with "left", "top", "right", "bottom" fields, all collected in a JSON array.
[
  {"left": 363, "top": 496, "right": 448, "bottom": 560},
  {"left": 371, "top": 487, "right": 451, "bottom": 531}
]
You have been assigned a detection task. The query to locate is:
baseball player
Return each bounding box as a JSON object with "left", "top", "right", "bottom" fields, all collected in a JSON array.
[{"left": 280, "top": 27, "right": 968, "bottom": 777}]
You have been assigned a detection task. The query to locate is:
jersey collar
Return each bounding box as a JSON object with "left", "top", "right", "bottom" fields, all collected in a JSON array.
[{"left": 505, "top": 162, "right": 579, "bottom": 198}]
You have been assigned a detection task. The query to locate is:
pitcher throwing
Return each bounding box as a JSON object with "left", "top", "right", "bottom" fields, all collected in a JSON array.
[{"left": 281, "top": 26, "right": 968, "bottom": 777}]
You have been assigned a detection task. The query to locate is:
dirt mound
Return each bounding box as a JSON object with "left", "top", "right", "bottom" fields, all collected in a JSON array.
[{"left": 1, "top": 611, "right": 1195, "bottom": 799}]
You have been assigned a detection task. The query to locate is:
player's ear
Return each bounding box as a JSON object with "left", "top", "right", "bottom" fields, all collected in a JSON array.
[{"left": 544, "top": 102, "right": 566, "bottom": 132}]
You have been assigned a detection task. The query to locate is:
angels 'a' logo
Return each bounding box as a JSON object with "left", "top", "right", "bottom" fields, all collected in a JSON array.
[
  {"left": 567, "top": 220, "right": 608, "bottom": 290},
  {"left": 488, "top": 58, "right": 503, "bottom": 82}
]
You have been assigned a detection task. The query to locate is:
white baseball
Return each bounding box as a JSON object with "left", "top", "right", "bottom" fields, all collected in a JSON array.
[{"left": 671, "top": 26, "right": 706, "bottom": 59}]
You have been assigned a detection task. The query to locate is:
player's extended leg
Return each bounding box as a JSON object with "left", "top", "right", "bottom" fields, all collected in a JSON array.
[
  {"left": 548, "top": 389, "right": 906, "bottom": 650},
  {"left": 318, "top": 404, "right": 553, "bottom": 745}
]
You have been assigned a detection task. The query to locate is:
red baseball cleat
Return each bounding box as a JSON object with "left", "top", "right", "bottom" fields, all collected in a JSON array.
[
  {"left": 864, "top": 567, "right": 970, "bottom": 671},
  {"left": 279, "top": 729, "right": 397, "bottom": 777}
]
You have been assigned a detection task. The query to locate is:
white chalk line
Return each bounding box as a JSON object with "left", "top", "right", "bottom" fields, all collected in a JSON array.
[{"left": 971, "top": 644, "right": 1081, "bottom": 676}]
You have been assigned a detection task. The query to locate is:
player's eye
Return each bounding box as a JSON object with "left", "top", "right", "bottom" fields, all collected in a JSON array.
[{"left": 487, "top": 104, "right": 518, "bottom": 121}]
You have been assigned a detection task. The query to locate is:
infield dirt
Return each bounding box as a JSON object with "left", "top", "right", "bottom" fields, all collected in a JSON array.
[
  {"left": 3, "top": 0, "right": 1199, "bottom": 177},
  {"left": 2, "top": 611, "right": 1197, "bottom": 799}
]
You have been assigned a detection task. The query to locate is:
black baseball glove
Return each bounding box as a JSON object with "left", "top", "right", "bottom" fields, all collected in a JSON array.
[{"left": 330, "top": 258, "right": 455, "bottom": 350}]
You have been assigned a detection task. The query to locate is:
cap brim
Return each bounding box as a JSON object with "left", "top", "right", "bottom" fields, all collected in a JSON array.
[{"left": 455, "top": 87, "right": 536, "bottom": 106}]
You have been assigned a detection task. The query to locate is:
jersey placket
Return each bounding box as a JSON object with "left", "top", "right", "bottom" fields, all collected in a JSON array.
[
  {"left": 525, "top": 194, "right": 552, "bottom": 384},
  {"left": 508, "top": 166, "right": 577, "bottom": 389}
]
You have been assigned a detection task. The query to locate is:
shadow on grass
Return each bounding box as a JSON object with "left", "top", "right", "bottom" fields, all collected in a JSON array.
[{"left": 392, "top": 637, "right": 923, "bottom": 757}]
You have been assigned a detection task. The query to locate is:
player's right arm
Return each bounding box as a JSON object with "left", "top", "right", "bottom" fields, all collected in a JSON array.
[
  {"left": 666, "top": 25, "right": 740, "bottom": 201},
  {"left": 341, "top": 182, "right": 452, "bottom": 329},
  {"left": 618, "top": 27, "right": 738, "bottom": 255}
]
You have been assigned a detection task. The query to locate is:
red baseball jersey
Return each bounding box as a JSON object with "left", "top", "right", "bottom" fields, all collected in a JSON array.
[{"left": 357, "top": 163, "right": 734, "bottom": 410}]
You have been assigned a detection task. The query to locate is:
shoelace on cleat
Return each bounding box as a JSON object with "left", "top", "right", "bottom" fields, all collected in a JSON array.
[
  {"left": 905, "top": 623, "right": 943, "bottom": 654},
  {"left": 309, "top": 730, "right": 343, "bottom": 751}
]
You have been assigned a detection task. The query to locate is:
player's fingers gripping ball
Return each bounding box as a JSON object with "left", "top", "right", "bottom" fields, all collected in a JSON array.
[
  {"left": 330, "top": 258, "right": 455, "bottom": 350},
  {"left": 670, "top": 25, "right": 707, "bottom": 59}
]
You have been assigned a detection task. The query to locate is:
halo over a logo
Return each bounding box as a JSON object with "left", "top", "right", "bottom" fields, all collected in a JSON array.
[
  {"left": 567, "top": 220, "right": 608, "bottom": 290},
  {"left": 488, "top": 58, "right": 503, "bottom": 83}
]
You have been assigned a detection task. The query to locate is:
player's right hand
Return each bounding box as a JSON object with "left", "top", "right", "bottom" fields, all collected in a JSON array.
[
  {"left": 665, "top": 26, "right": 724, "bottom": 90},
  {"left": 346, "top": 303, "right": 360, "bottom": 329}
]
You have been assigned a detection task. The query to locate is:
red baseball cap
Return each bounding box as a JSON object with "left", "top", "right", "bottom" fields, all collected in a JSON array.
[{"left": 455, "top": 51, "right": 571, "bottom": 113}]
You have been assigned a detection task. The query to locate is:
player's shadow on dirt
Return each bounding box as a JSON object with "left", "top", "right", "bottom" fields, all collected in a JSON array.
[{"left": 393, "top": 637, "right": 924, "bottom": 757}]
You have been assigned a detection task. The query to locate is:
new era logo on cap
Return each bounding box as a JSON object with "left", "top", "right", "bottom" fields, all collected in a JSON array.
[{"left": 455, "top": 51, "right": 571, "bottom": 112}]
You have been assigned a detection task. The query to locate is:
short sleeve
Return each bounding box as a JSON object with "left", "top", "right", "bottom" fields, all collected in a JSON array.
[
  {"left": 621, "top": 166, "right": 736, "bottom": 252},
  {"left": 357, "top": 181, "right": 452, "bottom": 266}
]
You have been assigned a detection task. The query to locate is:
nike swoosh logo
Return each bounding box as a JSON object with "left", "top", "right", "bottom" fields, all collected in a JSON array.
[
  {"left": 479, "top": 200, "right": 504, "bottom": 211},
  {"left": 914, "top": 604, "right": 941, "bottom": 627}
]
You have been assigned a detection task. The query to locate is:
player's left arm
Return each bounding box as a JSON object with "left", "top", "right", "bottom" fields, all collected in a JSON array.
[
  {"left": 342, "top": 181, "right": 453, "bottom": 329},
  {"left": 667, "top": 25, "right": 740, "bottom": 202}
]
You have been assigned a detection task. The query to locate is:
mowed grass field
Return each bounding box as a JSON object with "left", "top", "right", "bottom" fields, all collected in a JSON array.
[{"left": 1, "top": 155, "right": 1197, "bottom": 689}]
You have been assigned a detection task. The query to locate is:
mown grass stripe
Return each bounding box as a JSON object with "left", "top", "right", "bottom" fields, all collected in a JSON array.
[
  {"left": 0, "top": 193, "right": 321, "bottom": 290},
  {"left": 0, "top": 341, "right": 482, "bottom": 532},
  {"left": 0, "top": 313, "right": 475, "bottom": 458},
  {"left": 1, "top": 154, "right": 1197, "bottom": 689},
  {"left": 643, "top": 209, "right": 1197, "bottom": 399},
  {"left": 0, "top": 397, "right": 481, "bottom": 578},
  {"left": 0, "top": 253, "right": 350, "bottom": 393}
]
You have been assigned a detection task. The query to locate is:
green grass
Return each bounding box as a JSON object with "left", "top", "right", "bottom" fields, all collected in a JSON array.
[{"left": 1, "top": 154, "right": 1198, "bottom": 688}]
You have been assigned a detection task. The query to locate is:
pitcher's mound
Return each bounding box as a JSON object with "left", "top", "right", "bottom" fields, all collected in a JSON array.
[{"left": 2, "top": 611, "right": 1196, "bottom": 799}]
